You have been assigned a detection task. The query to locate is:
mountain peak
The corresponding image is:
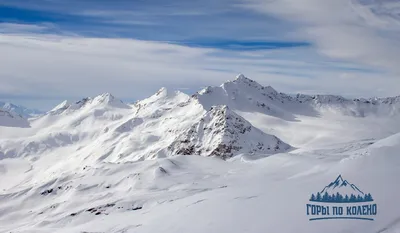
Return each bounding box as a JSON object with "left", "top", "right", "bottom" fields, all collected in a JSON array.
[
  {"left": 0, "top": 101, "right": 43, "bottom": 118},
  {"left": 235, "top": 73, "right": 247, "bottom": 80},
  {"left": 156, "top": 87, "right": 167, "bottom": 94},
  {"left": 233, "top": 74, "right": 257, "bottom": 84},
  {"left": 152, "top": 87, "right": 169, "bottom": 99},
  {"left": 167, "top": 104, "right": 291, "bottom": 159},
  {"left": 49, "top": 100, "right": 71, "bottom": 114},
  {"left": 48, "top": 93, "right": 130, "bottom": 114},
  {"left": 100, "top": 92, "right": 114, "bottom": 99},
  {"left": 230, "top": 74, "right": 277, "bottom": 94},
  {"left": 94, "top": 92, "right": 119, "bottom": 104}
]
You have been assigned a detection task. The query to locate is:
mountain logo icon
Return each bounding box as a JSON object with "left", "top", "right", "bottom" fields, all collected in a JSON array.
[
  {"left": 309, "top": 175, "right": 374, "bottom": 203},
  {"left": 306, "top": 175, "right": 378, "bottom": 221}
]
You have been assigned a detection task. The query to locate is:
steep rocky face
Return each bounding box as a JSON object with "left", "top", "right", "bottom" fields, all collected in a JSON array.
[{"left": 167, "top": 105, "right": 291, "bottom": 159}]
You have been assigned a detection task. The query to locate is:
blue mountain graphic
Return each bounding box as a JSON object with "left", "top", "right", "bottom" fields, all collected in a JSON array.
[
  {"left": 309, "top": 175, "right": 374, "bottom": 203},
  {"left": 321, "top": 175, "right": 364, "bottom": 195}
]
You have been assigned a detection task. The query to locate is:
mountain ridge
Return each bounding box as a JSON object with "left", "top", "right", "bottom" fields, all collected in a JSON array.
[
  {"left": 0, "top": 101, "right": 43, "bottom": 118},
  {"left": 1, "top": 74, "right": 400, "bottom": 160},
  {"left": 1, "top": 75, "right": 400, "bottom": 233},
  {"left": 167, "top": 105, "right": 292, "bottom": 159}
]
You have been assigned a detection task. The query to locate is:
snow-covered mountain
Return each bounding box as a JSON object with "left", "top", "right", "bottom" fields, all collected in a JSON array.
[
  {"left": 195, "top": 74, "right": 400, "bottom": 119},
  {"left": 2, "top": 74, "right": 400, "bottom": 159},
  {"left": 0, "top": 101, "right": 43, "bottom": 118},
  {"left": 0, "top": 82, "right": 294, "bottom": 160},
  {"left": 48, "top": 93, "right": 131, "bottom": 115},
  {"left": 1, "top": 74, "right": 400, "bottom": 233},
  {"left": 167, "top": 105, "right": 291, "bottom": 159},
  {"left": 0, "top": 108, "right": 30, "bottom": 128}
]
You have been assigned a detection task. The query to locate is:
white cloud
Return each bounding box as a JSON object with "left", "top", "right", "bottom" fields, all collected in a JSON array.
[
  {"left": 239, "top": 0, "right": 400, "bottom": 77},
  {"left": 0, "top": 32, "right": 398, "bottom": 110},
  {"left": 0, "top": 23, "right": 53, "bottom": 33}
]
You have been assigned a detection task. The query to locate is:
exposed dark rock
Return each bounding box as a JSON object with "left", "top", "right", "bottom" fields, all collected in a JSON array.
[
  {"left": 40, "top": 188, "right": 54, "bottom": 195},
  {"left": 167, "top": 105, "right": 291, "bottom": 159}
]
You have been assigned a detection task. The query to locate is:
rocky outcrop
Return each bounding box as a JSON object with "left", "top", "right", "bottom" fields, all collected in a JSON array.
[{"left": 168, "top": 105, "right": 291, "bottom": 159}]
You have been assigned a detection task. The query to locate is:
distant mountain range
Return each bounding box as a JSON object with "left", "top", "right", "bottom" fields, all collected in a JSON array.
[
  {"left": 1, "top": 74, "right": 400, "bottom": 160},
  {"left": 0, "top": 108, "right": 30, "bottom": 128},
  {"left": 0, "top": 74, "right": 398, "bottom": 233},
  {"left": 0, "top": 101, "right": 43, "bottom": 118}
]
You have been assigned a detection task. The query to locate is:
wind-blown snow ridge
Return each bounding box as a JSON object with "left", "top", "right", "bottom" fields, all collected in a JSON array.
[{"left": 49, "top": 100, "right": 70, "bottom": 113}]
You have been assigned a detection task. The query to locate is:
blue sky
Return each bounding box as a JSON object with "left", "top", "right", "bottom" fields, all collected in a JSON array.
[
  {"left": 0, "top": 0, "right": 399, "bottom": 110},
  {"left": 0, "top": 0, "right": 301, "bottom": 45}
]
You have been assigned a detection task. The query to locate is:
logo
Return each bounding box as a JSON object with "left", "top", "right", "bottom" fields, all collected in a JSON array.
[{"left": 306, "top": 175, "right": 377, "bottom": 221}]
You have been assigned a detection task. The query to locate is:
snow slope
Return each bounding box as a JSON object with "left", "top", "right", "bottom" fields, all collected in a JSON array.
[
  {"left": 0, "top": 74, "right": 400, "bottom": 233},
  {"left": 194, "top": 74, "right": 400, "bottom": 148},
  {"left": 1, "top": 135, "right": 400, "bottom": 233},
  {"left": 0, "top": 108, "right": 30, "bottom": 128}
]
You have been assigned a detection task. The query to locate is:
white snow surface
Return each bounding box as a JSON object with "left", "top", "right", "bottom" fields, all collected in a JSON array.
[
  {"left": 0, "top": 108, "right": 30, "bottom": 128},
  {"left": 1, "top": 74, "right": 400, "bottom": 232}
]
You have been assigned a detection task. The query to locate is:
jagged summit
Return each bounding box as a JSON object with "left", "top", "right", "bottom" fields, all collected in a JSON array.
[
  {"left": 50, "top": 100, "right": 70, "bottom": 113},
  {"left": 197, "top": 75, "right": 280, "bottom": 102},
  {"left": 231, "top": 74, "right": 277, "bottom": 92},
  {"left": 167, "top": 104, "right": 291, "bottom": 159},
  {"left": 92, "top": 92, "right": 129, "bottom": 108},
  {"left": 147, "top": 87, "right": 181, "bottom": 99},
  {"left": 196, "top": 74, "right": 275, "bottom": 98},
  {"left": 193, "top": 74, "right": 296, "bottom": 119},
  {"left": 149, "top": 87, "right": 181, "bottom": 101},
  {"left": 155, "top": 87, "right": 168, "bottom": 96},
  {"left": 236, "top": 73, "right": 246, "bottom": 79},
  {"left": 95, "top": 92, "right": 115, "bottom": 102},
  {"left": 234, "top": 73, "right": 253, "bottom": 82}
]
